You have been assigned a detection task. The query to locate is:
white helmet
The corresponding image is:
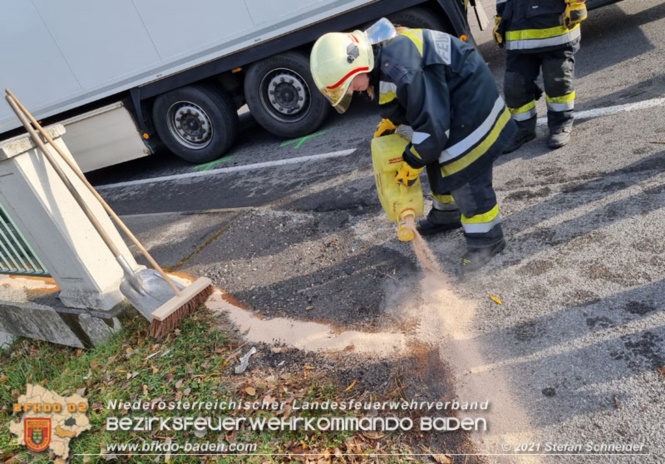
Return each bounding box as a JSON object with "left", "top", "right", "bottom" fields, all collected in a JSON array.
[{"left": 310, "top": 30, "right": 375, "bottom": 113}]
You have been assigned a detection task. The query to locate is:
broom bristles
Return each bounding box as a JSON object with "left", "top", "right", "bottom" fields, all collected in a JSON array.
[{"left": 149, "top": 278, "right": 214, "bottom": 339}]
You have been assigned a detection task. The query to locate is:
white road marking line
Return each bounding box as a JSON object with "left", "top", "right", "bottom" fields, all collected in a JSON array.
[
  {"left": 98, "top": 97, "right": 665, "bottom": 190},
  {"left": 537, "top": 96, "right": 665, "bottom": 126},
  {"left": 96, "top": 149, "right": 356, "bottom": 190}
]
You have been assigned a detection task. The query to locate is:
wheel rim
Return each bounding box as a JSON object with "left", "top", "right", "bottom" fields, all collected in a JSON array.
[
  {"left": 166, "top": 101, "right": 213, "bottom": 150},
  {"left": 259, "top": 68, "right": 310, "bottom": 122}
]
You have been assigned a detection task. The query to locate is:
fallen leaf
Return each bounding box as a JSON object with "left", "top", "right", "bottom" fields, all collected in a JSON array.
[
  {"left": 361, "top": 431, "right": 385, "bottom": 440},
  {"left": 143, "top": 384, "right": 148, "bottom": 395},
  {"left": 175, "top": 379, "right": 184, "bottom": 390},
  {"left": 344, "top": 378, "right": 358, "bottom": 392},
  {"left": 303, "top": 365, "right": 315, "bottom": 371},
  {"left": 245, "top": 386, "right": 256, "bottom": 396},
  {"left": 432, "top": 454, "right": 452, "bottom": 464},
  {"left": 489, "top": 294, "right": 503, "bottom": 305},
  {"left": 151, "top": 365, "right": 159, "bottom": 374},
  {"left": 281, "top": 404, "right": 292, "bottom": 419}
]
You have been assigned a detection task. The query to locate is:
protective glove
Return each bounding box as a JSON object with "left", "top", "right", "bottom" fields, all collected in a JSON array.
[
  {"left": 493, "top": 16, "right": 504, "bottom": 47},
  {"left": 394, "top": 162, "right": 424, "bottom": 187},
  {"left": 374, "top": 119, "right": 398, "bottom": 138},
  {"left": 562, "top": 0, "right": 587, "bottom": 29}
]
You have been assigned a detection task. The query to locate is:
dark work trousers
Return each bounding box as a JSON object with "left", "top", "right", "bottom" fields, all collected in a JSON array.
[
  {"left": 504, "top": 43, "right": 579, "bottom": 132},
  {"left": 433, "top": 168, "right": 503, "bottom": 250}
]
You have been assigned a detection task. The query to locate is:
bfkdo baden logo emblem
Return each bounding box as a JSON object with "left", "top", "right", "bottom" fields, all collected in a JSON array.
[
  {"left": 10, "top": 384, "right": 91, "bottom": 460},
  {"left": 24, "top": 418, "right": 52, "bottom": 452}
]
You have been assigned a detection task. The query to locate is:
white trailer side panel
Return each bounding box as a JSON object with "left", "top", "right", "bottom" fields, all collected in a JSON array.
[
  {"left": 0, "top": 1, "right": 81, "bottom": 115},
  {"left": 131, "top": 0, "right": 255, "bottom": 61},
  {"left": 32, "top": 0, "right": 162, "bottom": 89},
  {"left": 0, "top": 0, "right": 375, "bottom": 134}
]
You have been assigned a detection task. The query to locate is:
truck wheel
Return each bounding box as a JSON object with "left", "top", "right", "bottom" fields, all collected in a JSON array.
[
  {"left": 388, "top": 7, "right": 449, "bottom": 32},
  {"left": 244, "top": 51, "right": 329, "bottom": 138},
  {"left": 152, "top": 85, "right": 239, "bottom": 163}
]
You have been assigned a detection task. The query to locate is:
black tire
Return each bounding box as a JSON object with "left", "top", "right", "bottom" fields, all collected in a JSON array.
[
  {"left": 152, "top": 85, "right": 239, "bottom": 164},
  {"left": 388, "top": 7, "right": 449, "bottom": 32},
  {"left": 244, "top": 51, "right": 329, "bottom": 138}
]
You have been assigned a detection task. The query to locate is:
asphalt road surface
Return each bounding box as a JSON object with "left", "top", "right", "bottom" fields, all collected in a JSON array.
[{"left": 92, "top": 1, "right": 665, "bottom": 462}]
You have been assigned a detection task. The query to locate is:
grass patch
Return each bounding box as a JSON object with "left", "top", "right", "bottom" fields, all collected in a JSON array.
[{"left": 0, "top": 309, "right": 418, "bottom": 463}]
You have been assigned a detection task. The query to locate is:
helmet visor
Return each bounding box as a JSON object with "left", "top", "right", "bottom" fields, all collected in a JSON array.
[
  {"left": 320, "top": 78, "right": 354, "bottom": 114},
  {"left": 333, "top": 91, "right": 353, "bottom": 114}
]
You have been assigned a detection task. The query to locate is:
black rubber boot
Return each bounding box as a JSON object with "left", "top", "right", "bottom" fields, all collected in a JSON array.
[
  {"left": 461, "top": 222, "right": 506, "bottom": 273},
  {"left": 461, "top": 238, "right": 506, "bottom": 273},
  {"left": 548, "top": 126, "right": 572, "bottom": 149},
  {"left": 503, "top": 117, "right": 537, "bottom": 154},
  {"left": 416, "top": 208, "right": 462, "bottom": 236}
]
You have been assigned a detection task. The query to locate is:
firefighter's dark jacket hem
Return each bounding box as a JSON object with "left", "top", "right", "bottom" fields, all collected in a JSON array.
[{"left": 497, "top": 0, "right": 582, "bottom": 53}]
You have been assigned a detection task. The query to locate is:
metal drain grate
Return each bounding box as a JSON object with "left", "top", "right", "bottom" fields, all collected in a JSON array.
[{"left": 0, "top": 202, "right": 49, "bottom": 276}]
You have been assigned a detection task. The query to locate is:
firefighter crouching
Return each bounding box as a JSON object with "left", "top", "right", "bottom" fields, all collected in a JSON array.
[
  {"left": 309, "top": 19, "right": 517, "bottom": 272},
  {"left": 494, "top": 0, "right": 588, "bottom": 152}
]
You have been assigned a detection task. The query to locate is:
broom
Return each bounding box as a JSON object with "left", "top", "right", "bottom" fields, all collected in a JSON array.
[{"left": 6, "top": 89, "right": 213, "bottom": 338}]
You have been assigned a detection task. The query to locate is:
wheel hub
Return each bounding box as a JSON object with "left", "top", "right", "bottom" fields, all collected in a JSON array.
[
  {"left": 266, "top": 71, "right": 308, "bottom": 116},
  {"left": 168, "top": 102, "right": 213, "bottom": 149}
]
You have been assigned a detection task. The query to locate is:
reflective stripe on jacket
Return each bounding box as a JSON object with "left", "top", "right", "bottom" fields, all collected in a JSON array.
[
  {"left": 373, "top": 29, "right": 515, "bottom": 192},
  {"left": 497, "top": 0, "right": 581, "bottom": 52}
]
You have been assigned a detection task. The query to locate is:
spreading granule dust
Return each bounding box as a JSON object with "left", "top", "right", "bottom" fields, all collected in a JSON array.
[
  {"left": 401, "top": 217, "right": 475, "bottom": 340},
  {"left": 399, "top": 219, "right": 541, "bottom": 463}
]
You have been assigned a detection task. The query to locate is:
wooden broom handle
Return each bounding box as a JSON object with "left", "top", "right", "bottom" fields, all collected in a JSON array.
[{"left": 5, "top": 89, "right": 181, "bottom": 295}]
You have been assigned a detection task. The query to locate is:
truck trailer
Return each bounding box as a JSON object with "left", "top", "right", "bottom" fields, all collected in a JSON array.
[{"left": 0, "top": 0, "right": 483, "bottom": 172}]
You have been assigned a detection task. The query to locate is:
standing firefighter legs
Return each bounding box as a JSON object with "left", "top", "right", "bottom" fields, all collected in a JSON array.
[
  {"left": 543, "top": 47, "right": 577, "bottom": 148},
  {"left": 503, "top": 44, "right": 578, "bottom": 152}
]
